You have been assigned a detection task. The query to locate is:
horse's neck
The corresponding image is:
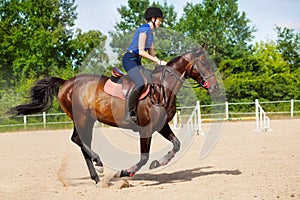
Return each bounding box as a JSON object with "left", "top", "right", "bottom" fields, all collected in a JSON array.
[{"left": 151, "top": 65, "right": 186, "bottom": 104}]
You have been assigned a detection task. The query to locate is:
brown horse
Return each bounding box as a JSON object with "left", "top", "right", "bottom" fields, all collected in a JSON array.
[{"left": 8, "top": 47, "right": 219, "bottom": 185}]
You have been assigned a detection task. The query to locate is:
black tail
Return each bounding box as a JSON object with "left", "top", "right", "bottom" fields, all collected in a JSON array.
[{"left": 7, "top": 77, "right": 66, "bottom": 116}]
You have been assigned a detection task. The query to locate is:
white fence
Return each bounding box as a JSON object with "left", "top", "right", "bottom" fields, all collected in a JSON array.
[
  {"left": 173, "top": 99, "right": 300, "bottom": 133},
  {"left": 0, "top": 112, "right": 72, "bottom": 130},
  {"left": 0, "top": 99, "right": 299, "bottom": 131},
  {"left": 255, "top": 99, "right": 271, "bottom": 132},
  {"left": 186, "top": 101, "right": 204, "bottom": 135}
]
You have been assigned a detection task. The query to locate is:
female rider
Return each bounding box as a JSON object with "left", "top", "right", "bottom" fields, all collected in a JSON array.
[{"left": 122, "top": 7, "right": 167, "bottom": 123}]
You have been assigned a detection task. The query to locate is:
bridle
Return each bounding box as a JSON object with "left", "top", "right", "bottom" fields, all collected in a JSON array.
[
  {"left": 160, "top": 49, "right": 215, "bottom": 90},
  {"left": 185, "top": 50, "right": 215, "bottom": 89}
]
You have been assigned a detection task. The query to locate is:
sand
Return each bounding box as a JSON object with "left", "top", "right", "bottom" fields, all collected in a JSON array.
[{"left": 0, "top": 120, "right": 299, "bottom": 200}]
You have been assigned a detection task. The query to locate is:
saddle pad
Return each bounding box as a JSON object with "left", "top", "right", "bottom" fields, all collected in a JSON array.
[{"left": 103, "top": 79, "right": 149, "bottom": 101}]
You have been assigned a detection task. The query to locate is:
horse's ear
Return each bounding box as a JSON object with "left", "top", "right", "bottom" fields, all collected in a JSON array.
[{"left": 201, "top": 43, "right": 206, "bottom": 50}]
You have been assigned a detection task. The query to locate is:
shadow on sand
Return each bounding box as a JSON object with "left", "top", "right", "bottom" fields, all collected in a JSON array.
[
  {"left": 67, "top": 166, "right": 241, "bottom": 187},
  {"left": 132, "top": 166, "right": 241, "bottom": 186}
]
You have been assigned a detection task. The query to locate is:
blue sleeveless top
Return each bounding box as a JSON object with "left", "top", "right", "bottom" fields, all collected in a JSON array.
[{"left": 127, "top": 23, "right": 154, "bottom": 54}]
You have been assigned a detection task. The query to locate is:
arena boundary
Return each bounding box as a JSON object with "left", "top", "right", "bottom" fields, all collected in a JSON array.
[{"left": 1, "top": 99, "right": 299, "bottom": 132}]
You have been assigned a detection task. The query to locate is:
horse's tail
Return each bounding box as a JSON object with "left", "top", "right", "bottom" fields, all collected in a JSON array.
[{"left": 7, "top": 77, "right": 66, "bottom": 116}]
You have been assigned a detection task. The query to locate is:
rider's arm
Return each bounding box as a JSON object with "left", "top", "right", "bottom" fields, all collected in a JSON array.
[
  {"left": 138, "top": 32, "right": 160, "bottom": 64},
  {"left": 148, "top": 43, "right": 155, "bottom": 57}
]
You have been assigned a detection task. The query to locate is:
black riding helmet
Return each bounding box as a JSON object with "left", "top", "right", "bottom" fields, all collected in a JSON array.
[{"left": 144, "top": 7, "right": 164, "bottom": 21}]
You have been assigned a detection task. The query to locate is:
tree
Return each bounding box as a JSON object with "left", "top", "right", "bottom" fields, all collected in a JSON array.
[
  {"left": 0, "top": 0, "right": 76, "bottom": 86},
  {"left": 0, "top": 0, "right": 109, "bottom": 113},
  {"left": 275, "top": 26, "right": 300, "bottom": 73},
  {"left": 219, "top": 41, "right": 299, "bottom": 102},
  {"left": 0, "top": 0, "right": 108, "bottom": 87},
  {"left": 69, "top": 29, "right": 109, "bottom": 74},
  {"left": 176, "top": 0, "right": 256, "bottom": 64}
]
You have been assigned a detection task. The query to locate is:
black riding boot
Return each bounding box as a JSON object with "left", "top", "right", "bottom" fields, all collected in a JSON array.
[{"left": 125, "top": 87, "right": 144, "bottom": 124}]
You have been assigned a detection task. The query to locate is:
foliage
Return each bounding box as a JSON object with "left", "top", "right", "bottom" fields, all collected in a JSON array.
[
  {"left": 0, "top": 0, "right": 108, "bottom": 114},
  {"left": 0, "top": 0, "right": 76, "bottom": 87},
  {"left": 275, "top": 26, "right": 300, "bottom": 72},
  {"left": 219, "top": 40, "right": 300, "bottom": 102},
  {"left": 154, "top": 28, "right": 201, "bottom": 60},
  {"left": 176, "top": 0, "right": 256, "bottom": 64},
  {"left": 70, "top": 29, "right": 109, "bottom": 74},
  {"left": 0, "top": 0, "right": 108, "bottom": 83}
]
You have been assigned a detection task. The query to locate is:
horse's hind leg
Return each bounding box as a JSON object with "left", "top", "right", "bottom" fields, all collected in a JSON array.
[
  {"left": 77, "top": 122, "right": 104, "bottom": 172},
  {"left": 149, "top": 123, "right": 181, "bottom": 169},
  {"left": 71, "top": 119, "right": 103, "bottom": 184}
]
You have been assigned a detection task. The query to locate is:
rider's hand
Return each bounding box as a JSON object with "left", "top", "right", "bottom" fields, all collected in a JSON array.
[
  {"left": 159, "top": 60, "right": 167, "bottom": 65},
  {"left": 153, "top": 56, "right": 167, "bottom": 65}
]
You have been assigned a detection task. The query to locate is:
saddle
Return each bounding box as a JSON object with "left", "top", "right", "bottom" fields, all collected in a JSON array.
[{"left": 103, "top": 67, "right": 151, "bottom": 101}]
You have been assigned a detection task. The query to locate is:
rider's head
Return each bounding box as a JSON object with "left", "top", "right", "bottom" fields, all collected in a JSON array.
[{"left": 144, "top": 7, "right": 164, "bottom": 28}]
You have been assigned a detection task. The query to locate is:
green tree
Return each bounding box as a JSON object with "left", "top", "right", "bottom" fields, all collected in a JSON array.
[
  {"left": 219, "top": 41, "right": 299, "bottom": 101},
  {"left": 0, "top": 0, "right": 109, "bottom": 113},
  {"left": 70, "top": 29, "right": 109, "bottom": 74},
  {"left": 0, "top": 0, "right": 108, "bottom": 87},
  {"left": 275, "top": 26, "right": 300, "bottom": 72},
  {"left": 0, "top": 0, "right": 77, "bottom": 87},
  {"left": 176, "top": 0, "right": 256, "bottom": 64}
]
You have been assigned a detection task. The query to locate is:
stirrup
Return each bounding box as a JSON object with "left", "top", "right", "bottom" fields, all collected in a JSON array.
[
  {"left": 130, "top": 111, "right": 138, "bottom": 124},
  {"left": 124, "top": 110, "right": 138, "bottom": 124}
]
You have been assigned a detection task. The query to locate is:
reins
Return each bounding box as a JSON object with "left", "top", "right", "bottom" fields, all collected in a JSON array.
[{"left": 149, "top": 49, "right": 216, "bottom": 104}]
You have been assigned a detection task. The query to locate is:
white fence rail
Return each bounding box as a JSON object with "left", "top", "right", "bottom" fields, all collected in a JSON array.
[
  {"left": 173, "top": 99, "right": 300, "bottom": 133},
  {"left": 186, "top": 101, "right": 204, "bottom": 135},
  {"left": 255, "top": 99, "right": 271, "bottom": 132},
  {"left": 0, "top": 112, "right": 72, "bottom": 130},
  {"left": 0, "top": 99, "right": 299, "bottom": 131}
]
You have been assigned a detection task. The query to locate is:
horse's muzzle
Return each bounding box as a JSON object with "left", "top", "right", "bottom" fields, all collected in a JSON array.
[{"left": 208, "top": 83, "right": 219, "bottom": 94}]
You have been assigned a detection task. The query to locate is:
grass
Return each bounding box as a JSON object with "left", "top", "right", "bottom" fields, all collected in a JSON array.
[{"left": 0, "top": 123, "right": 73, "bottom": 133}]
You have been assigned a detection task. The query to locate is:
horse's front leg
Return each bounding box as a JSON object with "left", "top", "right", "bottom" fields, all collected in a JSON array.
[
  {"left": 149, "top": 123, "right": 181, "bottom": 169},
  {"left": 117, "top": 134, "right": 152, "bottom": 177}
]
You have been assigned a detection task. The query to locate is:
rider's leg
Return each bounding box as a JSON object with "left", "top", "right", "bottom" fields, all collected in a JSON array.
[
  {"left": 125, "top": 66, "right": 145, "bottom": 123},
  {"left": 122, "top": 53, "right": 145, "bottom": 123},
  {"left": 127, "top": 86, "right": 144, "bottom": 123}
]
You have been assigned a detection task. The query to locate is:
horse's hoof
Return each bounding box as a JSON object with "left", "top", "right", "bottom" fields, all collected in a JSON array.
[
  {"left": 96, "top": 166, "right": 104, "bottom": 174},
  {"left": 149, "top": 160, "right": 160, "bottom": 169},
  {"left": 116, "top": 170, "right": 134, "bottom": 177},
  {"left": 114, "top": 171, "right": 121, "bottom": 178}
]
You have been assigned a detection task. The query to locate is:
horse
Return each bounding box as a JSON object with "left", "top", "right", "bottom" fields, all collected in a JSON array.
[{"left": 8, "top": 47, "right": 219, "bottom": 185}]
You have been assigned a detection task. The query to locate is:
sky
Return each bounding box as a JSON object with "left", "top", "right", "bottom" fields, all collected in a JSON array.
[{"left": 74, "top": 0, "right": 300, "bottom": 42}]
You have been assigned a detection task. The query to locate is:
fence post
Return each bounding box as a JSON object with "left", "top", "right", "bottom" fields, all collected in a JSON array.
[
  {"left": 23, "top": 115, "right": 27, "bottom": 129},
  {"left": 43, "top": 112, "right": 46, "bottom": 128},
  {"left": 196, "top": 101, "right": 201, "bottom": 133},
  {"left": 291, "top": 99, "right": 294, "bottom": 119},
  {"left": 255, "top": 99, "right": 259, "bottom": 129},
  {"left": 225, "top": 101, "right": 229, "bottom": 120}
]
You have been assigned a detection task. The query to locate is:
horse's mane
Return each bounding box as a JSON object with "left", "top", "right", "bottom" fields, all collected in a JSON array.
[
  {"left": 166, "top": 48, "right": 201, "bottom": 67},
  {"left": 167, "top": 55, "right": 184, "bottom": 66},
  {"left": 151, "top": 56, "right": 182, "bottom": 74},
  {"left": 151, "top": 48, "right": 203, "bottom": 74}
]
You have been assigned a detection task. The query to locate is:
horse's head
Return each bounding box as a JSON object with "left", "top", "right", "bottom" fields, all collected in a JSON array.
[{"left": 183, "top": 46, "right": 219, "bottom": 94}]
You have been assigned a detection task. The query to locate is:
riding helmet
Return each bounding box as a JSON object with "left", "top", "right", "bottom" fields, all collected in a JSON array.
[{"left": 144, "top": 7, "right": 164, "bottom": 20}]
